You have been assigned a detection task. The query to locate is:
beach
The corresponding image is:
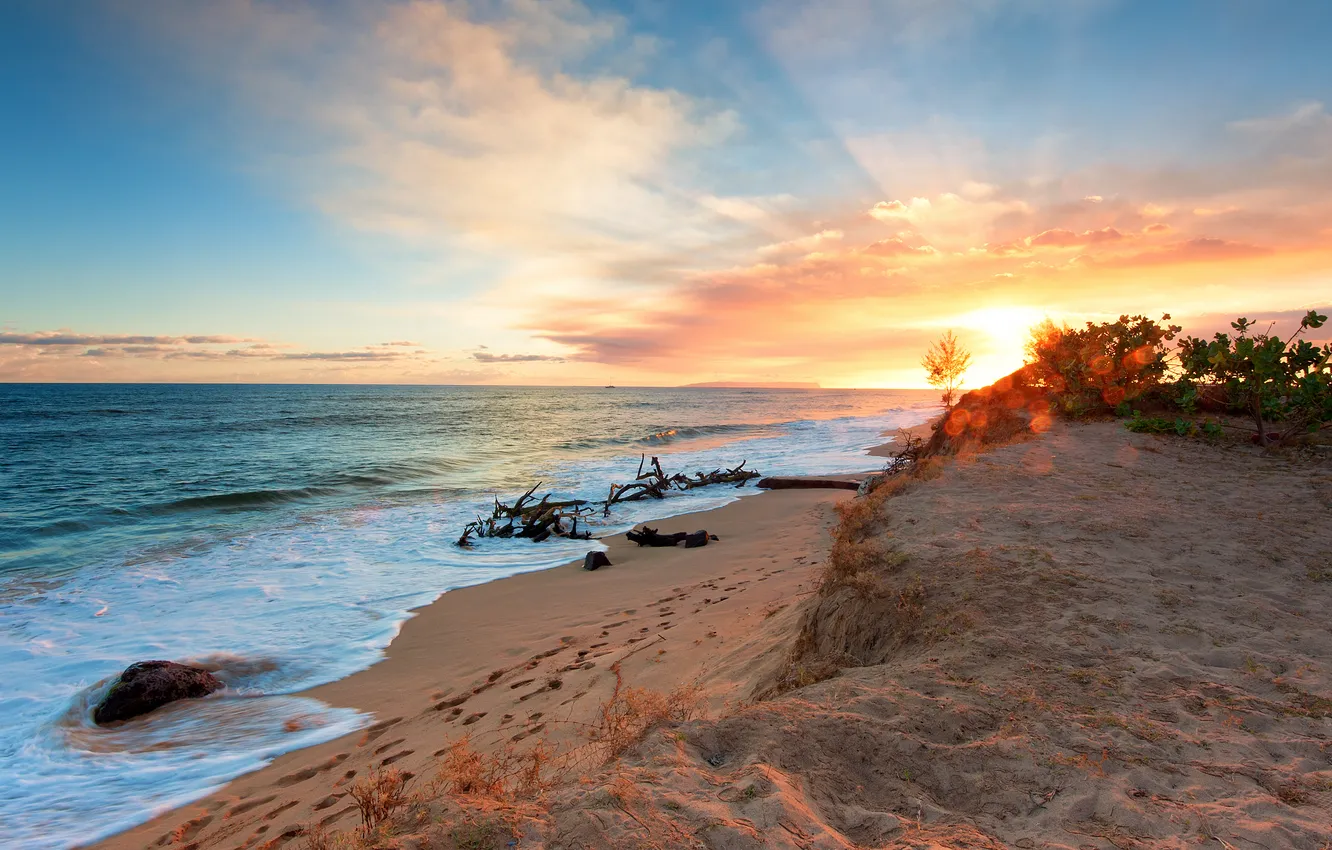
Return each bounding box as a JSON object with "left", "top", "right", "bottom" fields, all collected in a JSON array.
[
  {"left": 89, "top": 485, "right": 859, "bottom": 850},
  {"left": 85, "top": 416, "right": 1332, "bottom": 849}
]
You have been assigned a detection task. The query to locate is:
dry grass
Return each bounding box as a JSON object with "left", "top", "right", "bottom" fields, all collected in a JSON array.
[
  {"left": 595, "top": 665, "right": 703, "bottom": 760},
  {"left": 346, "top": 767, "right": 411, "bottom": 838},
  {"left": 303, "top": 659, "right": 706, "bottom": 849}
]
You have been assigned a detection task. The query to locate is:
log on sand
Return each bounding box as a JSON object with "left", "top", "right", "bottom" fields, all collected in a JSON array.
[{"left": 755, "top": 476, "right": 861, "bottom": 491}]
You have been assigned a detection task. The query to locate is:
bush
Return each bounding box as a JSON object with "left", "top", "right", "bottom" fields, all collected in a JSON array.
[
  {"left": 1026, "top": 314, "right": 1180, "bottom": 416},
  {"left": 1123, "top": 412, "right": 1223, "bottom": 440},
  {"left": 1175, "top": 311, "right": 1331, "bottom": 446}
]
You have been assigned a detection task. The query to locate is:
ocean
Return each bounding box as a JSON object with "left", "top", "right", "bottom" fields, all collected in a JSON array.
[{"left": 0, "top": 383, "right": 935, "bottom": 847}]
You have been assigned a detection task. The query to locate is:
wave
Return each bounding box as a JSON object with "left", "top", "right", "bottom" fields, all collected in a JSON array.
[
  {"left": 555, "top": 422, "right": 777, "bottom": 451},
  {"left": 145, "top": 487, "right": 342, "bottom": 514}
]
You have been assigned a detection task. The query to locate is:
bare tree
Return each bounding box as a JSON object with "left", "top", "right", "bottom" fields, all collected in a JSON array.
[{"left": 921, "top": 330, "right": 972, "bottom": 409}]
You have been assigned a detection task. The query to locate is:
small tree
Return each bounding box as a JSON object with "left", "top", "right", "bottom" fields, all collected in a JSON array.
[{"left": 922, "top": 330, "right": 972, "bottom": 409}]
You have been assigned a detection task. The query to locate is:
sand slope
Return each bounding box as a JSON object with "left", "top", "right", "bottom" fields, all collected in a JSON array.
[{"left": 565, "top": 421, "right": 1332, "bottom": 849}]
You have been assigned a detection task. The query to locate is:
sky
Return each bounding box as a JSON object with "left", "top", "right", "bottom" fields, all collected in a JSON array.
[{"left": 1, "top": 0, "right": 1329, "bottom": 388}]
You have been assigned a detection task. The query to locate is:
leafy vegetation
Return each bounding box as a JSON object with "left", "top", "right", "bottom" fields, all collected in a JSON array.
[
  {"left": 1025, "top": 309, "right": 1331, "bottom": 446},
  {"left": 1025, "top": 314, "right": 1180, "bottom": 417},
  {"left": 1175, "top": 310, "right": 1330, "bottom": 446}
]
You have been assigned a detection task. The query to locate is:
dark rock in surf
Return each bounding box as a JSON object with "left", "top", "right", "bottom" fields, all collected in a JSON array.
[
  {"left": 93, "top": 660, "right": 222, "bottom": 725},
  {"left": 583, "top": 551, "right": 612, "bottom": 571}
]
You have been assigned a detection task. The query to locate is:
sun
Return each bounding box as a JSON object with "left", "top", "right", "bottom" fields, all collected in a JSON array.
[{"left": 947, "top": 306, "right": 1051, "bottom": 387}]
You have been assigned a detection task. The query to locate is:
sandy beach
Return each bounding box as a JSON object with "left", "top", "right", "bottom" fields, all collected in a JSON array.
[
  {"left": 91, "top": 484, "right": 858, "bottom": 850},
  {"left": 91, "top": 421, "right": 1332, "bottom": 849}
]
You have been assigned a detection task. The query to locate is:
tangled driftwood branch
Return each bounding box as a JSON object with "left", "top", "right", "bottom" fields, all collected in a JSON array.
[
  {"left": 603, "top": 455, "right": 759, "bottom": 515},
  {"left": 457, "top": 455, "right": 761, "bottom": 546},
  {"left": 456, "top": 482, "right": 594, "bottom": 547}
]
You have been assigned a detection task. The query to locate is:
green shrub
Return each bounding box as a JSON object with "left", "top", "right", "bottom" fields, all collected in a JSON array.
[
  {"left": 1175, "top": 310, "right": 1330, "bottom": 446},
  {"left": 1026, "top": 314, "right": 1180, "bottom": 416}
]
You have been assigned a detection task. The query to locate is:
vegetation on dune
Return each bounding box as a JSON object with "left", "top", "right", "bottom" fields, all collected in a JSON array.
[
  {"left": 1025, "top": 309, "right": 1331, "bottom": 446},
  {"left": 1175, "top": 310, "right": 1331, "bottom": 446}
]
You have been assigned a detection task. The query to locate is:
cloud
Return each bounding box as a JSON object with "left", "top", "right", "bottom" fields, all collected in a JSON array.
[
  {"left": 865, "top": 193, "right": 1033, "bottom": 250},
  {"left": 131, "top": 0, "right": 746, "bottom": 282},
  {"left": 757, "top": 229, "right": 844, "bottom": 256},
  {"left": 0, "top": 332, "right": 257, "bottom": 346},
  {"left": 1101, "top": 237, "right": 1274, "bottom": 268},
  {"left": 381, "top": 340, "right": 422, "bottom": 347},
  {"left": 5, "top": 330, "right": 427, "bottom": 365},
  {"left": 868, "top": 200, "right": 911, "bottom": 222},
  {"left": 1083, "top": 195, "right": 1103, "bottom": 203},
  {"left": 471, "top": 352, "right": 566, "bottom": 363},
  {"left": 1026, "top": 226, "right": 1125, "bottom": 248},
  {"left": 861, "top": 237, "right": 937, "bottom": 257},
  {"left": 1228, "top": 101, "right": 1330, "bottom": 135}
]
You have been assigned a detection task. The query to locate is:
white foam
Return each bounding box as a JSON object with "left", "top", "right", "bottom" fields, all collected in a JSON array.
[{"left": 0, "top": 403, "right": 933, "bottom": 848}]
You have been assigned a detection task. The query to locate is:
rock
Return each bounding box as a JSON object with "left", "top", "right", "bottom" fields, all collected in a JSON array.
[
  {"left": 583, "top": 551, "right": 612, "bottom": 571},
  {"left": 93, "top": 660, "right": 222, "bottom": 725}
]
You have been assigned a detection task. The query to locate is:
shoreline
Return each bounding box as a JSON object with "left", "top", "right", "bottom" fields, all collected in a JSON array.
[{"left": 90, "top": 462, "right": 874, "bottom": 849}]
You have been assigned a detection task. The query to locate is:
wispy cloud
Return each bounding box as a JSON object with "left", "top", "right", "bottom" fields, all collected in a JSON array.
[
  {"left": 0, "top": 332, "right": 256, "bottom": 346},
  {"left": 471, "top": 352, "right": 565, "bottom": 363}
]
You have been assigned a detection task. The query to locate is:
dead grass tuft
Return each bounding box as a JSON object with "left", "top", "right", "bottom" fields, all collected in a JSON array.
[
  {"left": 346, "top": 767, "right": 411, "bottom": 838},
  {"left": 596, "top": 663, "right": 704, "bottom": 760}
]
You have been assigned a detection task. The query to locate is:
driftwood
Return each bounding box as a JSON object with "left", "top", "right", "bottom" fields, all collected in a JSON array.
[
  {"left": 756, "top": 476, "right": 861, "bottom": 491},
  {"left": 627, "top": 526, "right": 719, "bottom": 548},
  {"left": 456, "top": 482, "right": 594, "bottom": 547},
  {"left": 457, "top": 455, "right": 760, "bottom": 547},
  {"left": 603, "top": 456, "right": 759, "bottom": 515}
]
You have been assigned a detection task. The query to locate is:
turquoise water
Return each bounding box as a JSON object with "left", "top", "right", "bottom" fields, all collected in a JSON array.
[{"left": 0, "top": 384, "right": 935, "bottom": 847}]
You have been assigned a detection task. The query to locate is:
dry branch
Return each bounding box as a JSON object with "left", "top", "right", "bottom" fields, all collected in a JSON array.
[{"left": 457, "top": 454, "right": 761, "bottom": 546}]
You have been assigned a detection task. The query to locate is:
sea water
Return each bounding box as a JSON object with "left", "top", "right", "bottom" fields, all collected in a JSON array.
[{"left": 0, "top": 384, "right": 935, "bottom": 847}]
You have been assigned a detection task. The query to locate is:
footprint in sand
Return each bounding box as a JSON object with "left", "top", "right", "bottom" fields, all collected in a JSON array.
[
  {"left": 263, "top": 801, "right": 299, "bottom": 821},
  {"left": 461, "top": 712, "right": 486, "bottom": 726},
  {"left": 255, "top": 826, "right": 304, "bottom": 850},
  {"left": 255, "top": 826, "right": 303, "bottom": 850},
  {"left": 164, "top": 813, "right": 213, "bottom": 845},
  {"left": 434, "top": 693, "right": 469, "bottom": 711},
  {"left": 356, "top": 717, "right": 403, "bottom": 747},
  {"left": 500, "top": 713, "right": 514, "bottom": 724},
  {"left": 276, "top": 753, "right": 349, "bottom": 788},
  {"left": 380, "top": 749, "right": 414, "bottom": 766},
  {"left": 509, "top": 678, "right": 535, "bottom": 689},
  {"left": 319, "top": 806, "right": 356, "bottom": 828},
  {"left": 227, "top": 794, "right": 276, "bottom": 818},
  {"left": 373, "top": 737, "right": 406, "bottom": 755},
  {"left": 510, "top": 722, "right": 547, "bottom": 742},
  {"left": 600, "top": 620, "right": 629, "bottom": 629},
  {"left": 333, "top": 769, "right": 356, "bottom": 788},
  {"left": 312, "top": 793, "right": 345, "bottom": 811}
]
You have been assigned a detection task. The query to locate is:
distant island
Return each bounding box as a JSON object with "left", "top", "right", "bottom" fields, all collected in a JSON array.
[{"left": 681, "top": 381, "right": 822, "bottom": 389}]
